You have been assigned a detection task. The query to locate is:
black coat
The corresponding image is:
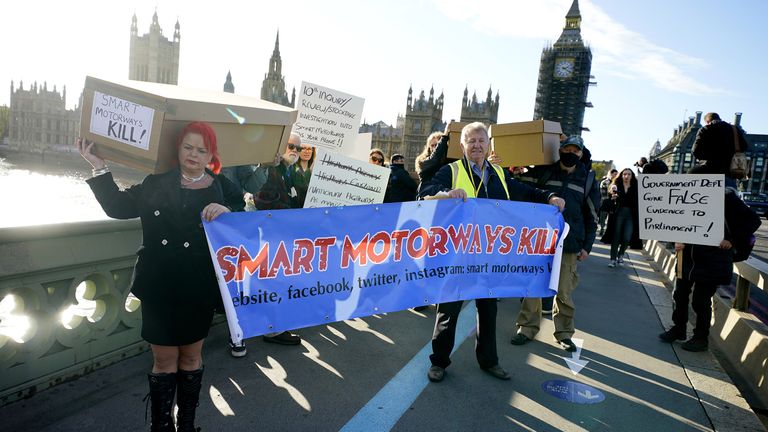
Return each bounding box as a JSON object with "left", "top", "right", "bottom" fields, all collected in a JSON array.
[
  {"left": 600, "top": 181, "right": 643, "bottom": 250},
  {"left": 679, "top": 188, "right": 760, "bottom": 284},
  {"left": 86, "top": 169, "right": 244, "bottom": 304},
  {"left": 518, "top": 162, "right": 600, "bottom": 254},
  {"left": 384, "top": 164, "right": 418, "bottom": 203},
  {"left": 417, "top": 135, "right": 452, "bottom": 194},
  {"left": 692, "top": 120, "right": 749, "bottom": 175}
]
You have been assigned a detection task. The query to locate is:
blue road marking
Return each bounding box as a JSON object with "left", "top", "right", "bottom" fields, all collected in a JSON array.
[{"left": 339, "top": 301, "right": 478, "bottom": 432}]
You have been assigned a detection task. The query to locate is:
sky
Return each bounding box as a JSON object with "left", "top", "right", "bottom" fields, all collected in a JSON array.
[{"left": 3, "top": 0, "right": 768, "bottom": 172}]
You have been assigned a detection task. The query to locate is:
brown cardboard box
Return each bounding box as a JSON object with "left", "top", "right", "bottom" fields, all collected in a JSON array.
[
  {"left": 79, "top": 76, "right": 298, "bottom": 173},
  {"left": 446, "top": 122, "right": 469, "bottom": 160},
  {"left": 489, "top": 120, "right": 562, "bottom": 167}
]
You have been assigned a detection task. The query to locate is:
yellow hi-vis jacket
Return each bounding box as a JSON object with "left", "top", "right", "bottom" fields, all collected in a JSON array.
[{"left": 448, "top": 159, "right": 510, "bottom": 199}]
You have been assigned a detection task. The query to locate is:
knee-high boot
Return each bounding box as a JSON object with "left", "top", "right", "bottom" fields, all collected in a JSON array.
[
  {"left": 145, "top": 372, "right": 176, "bottom": 432},
  {"left": 176, "top": 367, "right": 204, "bottom": 432}
]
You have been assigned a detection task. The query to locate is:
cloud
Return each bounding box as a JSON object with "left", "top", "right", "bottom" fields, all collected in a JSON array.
[{"left": 432, "top": 0, "right": 724, "bottom": 95}]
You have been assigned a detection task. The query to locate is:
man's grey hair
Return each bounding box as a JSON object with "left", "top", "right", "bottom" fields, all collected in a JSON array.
[{"left": 461, "top": 122, "right": 488, "bottom": 144}]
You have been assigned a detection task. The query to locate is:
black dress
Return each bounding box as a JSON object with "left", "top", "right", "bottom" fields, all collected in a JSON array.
[{"left": 87, "top": 169, "right": 244, "bottom": 346}]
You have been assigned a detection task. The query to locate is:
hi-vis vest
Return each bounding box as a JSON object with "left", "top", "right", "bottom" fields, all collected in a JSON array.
[{"left": 448, "top": 160, "right": 510, "bottom": 199}]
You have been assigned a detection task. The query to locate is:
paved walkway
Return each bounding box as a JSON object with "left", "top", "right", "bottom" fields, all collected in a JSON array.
[{"left": 2, "top": 243, "right": 766, "bottom": 431}]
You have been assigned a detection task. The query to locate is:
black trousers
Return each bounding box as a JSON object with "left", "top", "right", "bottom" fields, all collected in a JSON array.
[
  {"left": 672, "top": 278, "right": 718, "bottom": 339},
  {"left": 429, "top": 299, "right": 498, "bottom": 369}
]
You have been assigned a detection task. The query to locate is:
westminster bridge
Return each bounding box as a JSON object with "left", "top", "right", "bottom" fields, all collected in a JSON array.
[{"left": 0, "top": 219, "right": 767, "bottom": 431}]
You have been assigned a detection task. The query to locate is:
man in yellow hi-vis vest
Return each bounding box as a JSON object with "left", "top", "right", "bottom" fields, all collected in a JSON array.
[{"left": 418, "top": 122, "right": 565, "bottom": 383}]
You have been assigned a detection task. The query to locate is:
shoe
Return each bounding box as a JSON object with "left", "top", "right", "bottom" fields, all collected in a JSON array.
[
  {"left": 427, "top": 365, "right": 445, "bottom": 382},
  {"left": 263, "top": 331, "right": 301, "bottom": 345},
  {"left": 510, "top": 333, "right": 532, "bottom": 345},
  {"left": 558, "top": 338, "right": 577, "bottom": 352},
  {"left": 608, "top": 260, "right": 617, "bottom": 268},
  {"left": 482, "top": 365, "right": 511, "bottom": 380},
  {"left": 618, "top": 257, "right": 624, "bottom": 264},
  {"left": 658, "top": 327, "right": 686, "bottom": 343},
  {"left": 229, "top": 340, "right": 247, "bottom": 358},
  {"left": 681, "top": 337, "right": 708, "bottom": 352}
]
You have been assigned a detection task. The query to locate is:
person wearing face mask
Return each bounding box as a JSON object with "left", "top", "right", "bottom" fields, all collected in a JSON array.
[{"left": 510, "top": 135, "right": 600, "bottom": 353}]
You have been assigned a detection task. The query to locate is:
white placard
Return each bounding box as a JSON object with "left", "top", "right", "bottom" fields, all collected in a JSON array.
[
  {"left": 304, "top": 148, "right": 389, "bottom": 208},
  {"left": 350, "top": 132, "right": 373, "bottom": 162},
  {"left": 293, "top": 82, "right": 365, "bottom": 154},
  {"left": 638, "top": 174, "right": 724, "bottom": 246},
  {"left": 89, "top": 91, "right": 155, "bottom": 150}
]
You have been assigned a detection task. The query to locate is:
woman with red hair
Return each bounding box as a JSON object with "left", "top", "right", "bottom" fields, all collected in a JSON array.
[{"left": 78, "top": 121, "right": 243, "bottom": 431}]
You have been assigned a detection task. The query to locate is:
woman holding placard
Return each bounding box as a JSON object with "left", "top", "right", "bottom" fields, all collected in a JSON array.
[
  {"left": 77, "top": 121, "right": 244, "bottom": 431},
  {"left": 601, "top": 168, "right": 641, "bottom": 267}
]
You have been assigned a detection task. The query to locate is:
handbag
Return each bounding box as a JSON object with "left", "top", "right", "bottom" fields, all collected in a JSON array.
[{"left": 730, "top": 125, "right": 749, "bottom": 179}]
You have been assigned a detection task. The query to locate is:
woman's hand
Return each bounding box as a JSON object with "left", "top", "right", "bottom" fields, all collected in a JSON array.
[
  {"left": 674, "top": 243, "right": 685, "bottom": 252},
  {"left": 77, "top": 138, "right": 106, "bottom": 169},
  {"left": 719, "top": 239, "right": 732, "bottom": 250},
  {"left": 202, "top": 203, "right": 230, "bottom": 221}
]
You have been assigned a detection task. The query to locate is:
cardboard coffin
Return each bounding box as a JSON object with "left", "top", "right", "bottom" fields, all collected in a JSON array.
[
  {"left": 446, "top": 121, "right": 469, "bottom": 160},
  {"left": 79, "top": 76, "right": 298, "bottom": 173},
  {"left": 489, "top": 120, "right": 562, "bottom": 167}
]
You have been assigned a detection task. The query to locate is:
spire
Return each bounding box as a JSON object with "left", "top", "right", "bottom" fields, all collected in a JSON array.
[
  {"left": 131, "top": 12, "right": 138, "bottom": 35},
  {"left": 223, "top": 71, "right": 234, "bottom": 93},
  {"left": 274, "top": 30, "right": 280, "bottom": 54},
  {"left": 267, "top": 30, "right": 282, "bottom": 77},
  {"left": 174, "top": 18, "right": 180, "bottom": 41},
  {"left": 555, "top": 0, "right": 583, "bottom": 47},
  {"left": 151, "top": 8, "right": 161, "bottom": 33},
  {"left": 566, "top": 0, "right": 581, "bottom": 18}
]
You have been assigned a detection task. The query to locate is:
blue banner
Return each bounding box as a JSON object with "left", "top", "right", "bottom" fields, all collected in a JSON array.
[{"left": 204, "top": 198, "right": 566, "bottom": 342}]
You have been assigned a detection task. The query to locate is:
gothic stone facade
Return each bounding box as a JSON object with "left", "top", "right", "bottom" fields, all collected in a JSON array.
[
  {"left": 8, "top": 81, "right": 80, "bottom": 152},
  {"left": 129, "top": 12, "right": 180, "bottom": 84}
]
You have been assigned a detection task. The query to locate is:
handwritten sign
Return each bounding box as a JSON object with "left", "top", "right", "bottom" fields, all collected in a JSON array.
[
  {"left": 89, "top": 91, "right": 154, "bottom": 150},
  {"left": 293, "top": 82, "right": 365, "bottom": 153},
  {"left": 638, "top": 174, "right": 724, "bottom": 246},
  {"left": 304, "top": 148, "right": 389, "bottom": 208}
]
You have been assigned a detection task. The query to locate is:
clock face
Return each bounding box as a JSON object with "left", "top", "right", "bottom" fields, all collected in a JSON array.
[{"left": 554, "top": 59, "right": 575, "bottom": 78}]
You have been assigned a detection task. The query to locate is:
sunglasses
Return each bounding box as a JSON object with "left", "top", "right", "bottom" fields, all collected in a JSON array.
[
  {"left": 370, "top": 155, "right": 383, "bottom": 163},
  {"left": 287, "top": 144, "right": 304, "bottom": 151}
]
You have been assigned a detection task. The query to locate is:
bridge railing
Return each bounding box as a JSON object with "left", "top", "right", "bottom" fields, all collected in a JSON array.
[
  {"left": 0, "top": 219, "right": 145, "bottom": 406},
  {"left": 644, "top": 239, "right": 768, "bottom": 407}
]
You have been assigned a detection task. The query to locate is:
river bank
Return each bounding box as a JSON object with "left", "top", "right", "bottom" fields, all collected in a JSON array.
[{"left": 0, "top": 146, "right": 146, "bottom": 187}]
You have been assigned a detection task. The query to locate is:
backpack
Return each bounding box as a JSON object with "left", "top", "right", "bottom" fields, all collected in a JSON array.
[
  {"left": 730, "top": 125, "right": 749, "bottom": 179},
  {"left": 725, "top": 187, "right": 762, "bottom": 262}
]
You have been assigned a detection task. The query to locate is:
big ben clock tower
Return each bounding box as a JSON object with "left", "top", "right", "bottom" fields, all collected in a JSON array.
[{"left": 533, "top": 0, "right": 593, "bottom": 136}]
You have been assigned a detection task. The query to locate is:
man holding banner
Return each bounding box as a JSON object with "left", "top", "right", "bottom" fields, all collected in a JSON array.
[{"left": 418, "top": 122, "right": 565, "bottom": 382}]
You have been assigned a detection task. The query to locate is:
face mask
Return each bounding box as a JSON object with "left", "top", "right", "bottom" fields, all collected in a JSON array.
[{"left": 560, "top": 152, "right": 580, "bottom": 167}]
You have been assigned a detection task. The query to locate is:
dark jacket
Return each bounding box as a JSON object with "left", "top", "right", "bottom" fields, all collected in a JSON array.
[
  {"left": 600, "top": 180, "right": 643, "bottom": 250},
  {"left": 384, "top": 164, "right": 418, "bottom": 203},
  {"left": 692, "top": 120, "right": 749, "bottom": 175},
  {"left": 220, "top": 164, "right": 268, "bottom": 195},
  {"left": 518, "top": 162, "right": 599, "bottom": 254},
  {"left": 679, "top": 188, "right": 756, "bottom": 284},
  {"left": 86, "top": 169, "right": 244, "bottom": 303},
  {"left": 254, "top": 162, "right": 300, "bottom": 210},
  {"left": 416, "top": 135, "right": 449, "bottom": 190},
  {"left": 418, "top": 158, "right": 553, "bottom": 205},
  {"left": 292, "top": 164, "right": 313, "bottom": 208}
]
